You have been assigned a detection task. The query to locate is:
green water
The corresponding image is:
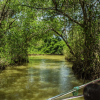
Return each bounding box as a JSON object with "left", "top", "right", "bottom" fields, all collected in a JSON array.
[{"left": 0, "top": 55, "right": 84, "bottom": 100}]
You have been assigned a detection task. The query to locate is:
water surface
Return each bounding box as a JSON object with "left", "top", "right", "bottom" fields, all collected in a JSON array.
[{"left": 0, "top": 55, "right": 84, "bottom": 100}]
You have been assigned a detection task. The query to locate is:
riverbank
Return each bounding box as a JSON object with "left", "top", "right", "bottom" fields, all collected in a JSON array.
[
  {"left": 0, "top": 54, "right": 69, "bottom": 71},
  {"left": 0, "top": 57, "right": 28, "bottom": 70},
  {"left": 0, "top": 58, "right": 10, "bottom": 70}
]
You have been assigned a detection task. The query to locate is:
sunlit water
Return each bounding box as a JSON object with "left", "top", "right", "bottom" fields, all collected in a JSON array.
[{"left": 0, "top": 55, "right": 84, "bottom": 100}]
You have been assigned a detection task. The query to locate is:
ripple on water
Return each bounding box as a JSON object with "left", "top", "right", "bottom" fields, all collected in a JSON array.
[{"left": 0, "top": 55, "right": 84, "bottom": 100}]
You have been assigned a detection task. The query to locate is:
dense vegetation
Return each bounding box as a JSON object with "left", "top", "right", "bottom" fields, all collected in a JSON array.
[
  {"left": 0, "top": 0, "right": 100, "bottom": 80},
  {"left": 28, "top": 36, "right": 65, "bottom": 55}
]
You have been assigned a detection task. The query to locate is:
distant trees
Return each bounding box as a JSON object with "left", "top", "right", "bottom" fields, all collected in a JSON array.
[
  {"left": 28, "top": 36, "right": 65, "bottom": 55},
  {"left": 40, "top": 36, "right": 64, "bottom": 55}
]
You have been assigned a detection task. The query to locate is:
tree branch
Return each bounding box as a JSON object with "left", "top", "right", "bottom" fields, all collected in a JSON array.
[
  {"left": 18, "top": 4, "right": 56, "bottom": 10},
  {"left": 91, "top": 0, "right": 99, "bottom": 7},
  {"left": 79, "top": 0, "right": 87, "bottom": 23},
  {"left": 0, "top": 0, "right": 9, "bottom": 21},
  {"left": 27, "top": 28, "right": 52, "bottom": 41},
  {"left": 19, "top": 3, "right": 83, "bottom": 27},
  {"left": 52, "top": 0, "right": 84, "bottom": 27},
  {"left": 8, "top": 19, "right": 16, "bottom": 28},
  {"left": 3, "top": 25, "right": 17, "bottom": 34},
  {"left": 56, "top": 9, "right": 84, "bottom": 27},
  {"left": 51, "top": 28, "right": 76, "bottom": 57},
  {"left": 2, "top": 7, "right": 9, "bottom": 21},
  {"left": 52, "top": 0, "right": 58, "bottom": 10}
]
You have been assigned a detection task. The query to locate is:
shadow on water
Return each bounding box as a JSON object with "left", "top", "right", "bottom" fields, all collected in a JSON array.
[{"left": 0, "top": 55, "right": 84, "bottom": 100}]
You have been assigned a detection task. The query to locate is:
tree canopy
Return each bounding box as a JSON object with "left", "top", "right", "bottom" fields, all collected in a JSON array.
[{"left": 0, "top": 0, "right": 100, "bottom": 80}]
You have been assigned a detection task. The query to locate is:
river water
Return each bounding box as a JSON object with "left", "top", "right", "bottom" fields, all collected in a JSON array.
[{"left": 0, "top": 55, "right": 84, "bottom": 100}]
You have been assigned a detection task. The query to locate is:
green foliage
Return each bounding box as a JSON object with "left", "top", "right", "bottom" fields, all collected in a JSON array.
[
  {"left": 28, "top": 36, "right": 65, "bottom": 55},
  {"left": 42, "top": 36, "right": 64, "bottom": 54},
  {"left": 7, "top": 28, "right": 28, "bottom": 64}
]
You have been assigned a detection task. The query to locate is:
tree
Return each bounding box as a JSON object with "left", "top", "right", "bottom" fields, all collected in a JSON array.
[
  {"left": 20, "top": 0, "right": 100, "bottom": 80},
  {"left": 51, "top": 0, "right": 100, "bottom": 80},
  {"left": 41, "top": 36, "right": 64, "bottom": 54}
]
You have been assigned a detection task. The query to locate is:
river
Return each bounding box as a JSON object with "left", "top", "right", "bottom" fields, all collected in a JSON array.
[{"left": 0, "top": 55, "right": 84, "bottom": 100}]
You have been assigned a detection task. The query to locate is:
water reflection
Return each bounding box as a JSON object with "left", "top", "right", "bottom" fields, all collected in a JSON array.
[
  {"left": 59, "top": 66, "right": 70, "bottom": 93},
  {"left": 27, "top": 67, "right": 34, "bottom": 83},
  {"left": 0, "top": 55, "right": 84, "bottom": 100}
]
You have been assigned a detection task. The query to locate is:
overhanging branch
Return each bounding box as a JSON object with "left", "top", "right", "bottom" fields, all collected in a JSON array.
[
  {"left": 0, "top": 0, "right": 9, "bottom": 21},
  {"left": 18, "top": 4, "right": 56, "bottom": 10},
  {"left": 19, "top": 4, "right": 83, "bottom": 27},
  {"left": 56, "top": 9, "right": 84, "bottom": 27},
  {"left": 51, "top": 28, "right": 76, "bottom": 57}
]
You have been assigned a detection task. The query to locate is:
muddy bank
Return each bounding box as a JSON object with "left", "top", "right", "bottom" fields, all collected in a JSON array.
[
  {"left": 0, "top": 57, "right": 29, "bottom": 70},
  {"left": 0, "top": 58, "right": 9, "bottom": 70},
  {"left": 64, "top": 56, "right": 97, "bottom": 80}
]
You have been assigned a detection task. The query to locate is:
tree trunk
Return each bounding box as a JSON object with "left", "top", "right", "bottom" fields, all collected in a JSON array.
[{"left": 72, "top": 22, "right": 100, "bottom": 80}]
